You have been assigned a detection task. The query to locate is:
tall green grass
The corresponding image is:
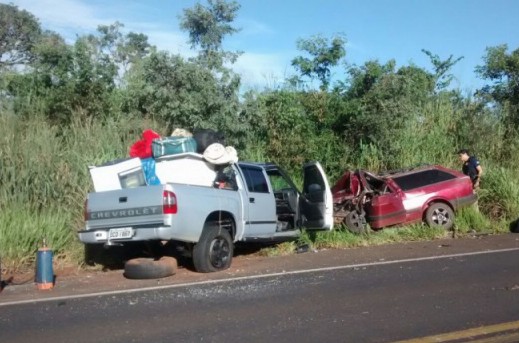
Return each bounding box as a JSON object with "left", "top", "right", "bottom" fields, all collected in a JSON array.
[
  {"left": 344, "top": 96, "right": 511, "bottom": 173},
  {"left": 0, "top": 111, "right": 163, "bottom": 272},
  {"left": 453, "top": 206, "right": 492, "bottom": 235},
  {"left": 0, "top": 203, "right": 77, "bottom": 271},
  {"left": 478, "top": 167, "right": 519, "bottom": 221}
]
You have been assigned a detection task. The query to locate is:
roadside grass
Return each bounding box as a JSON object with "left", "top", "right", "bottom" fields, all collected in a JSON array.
[
  {"left": 453, "top": 206, "right": 492, "bottom": 235},
  {"left": 309, "top": 224, "right": 448, "bottom": 250},
  {"left": 258, "top": 224, "right": 449, "bottom": 256},
  {"left": 478, "top": 167, "right": 519, "bottom": 222},
  {"left": 259, "top": 213, "right": 514, "bottom": 257},
  {"left": 0, "top": 203, "right": 79, "bottom": 273},
  {"left": 259, "top": 241, "right": 298, "bottom": 257}
]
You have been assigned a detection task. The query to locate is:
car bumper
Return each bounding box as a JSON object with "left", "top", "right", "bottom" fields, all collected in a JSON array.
[
  {"left": 454, "top": 193, "right": 478, "bottom": 209},
  {"left": 78, "top": 226, "right": 176, "bottom": 244}
]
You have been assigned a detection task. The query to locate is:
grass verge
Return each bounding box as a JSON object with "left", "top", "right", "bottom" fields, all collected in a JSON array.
[
  {"left": 0, "top": 203, "right": 80, "bottom": 273},
  {"left": 260, "top": 216, "right": 515, "bottom": 257}
]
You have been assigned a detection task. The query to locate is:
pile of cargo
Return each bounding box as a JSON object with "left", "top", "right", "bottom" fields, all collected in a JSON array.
[{"left": 89, "top": 128, "right": 238, "bottom": 192}]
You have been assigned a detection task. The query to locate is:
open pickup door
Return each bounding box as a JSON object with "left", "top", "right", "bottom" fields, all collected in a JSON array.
[{"left": 300, "top": 162, "right": 334, "bottom": 230}]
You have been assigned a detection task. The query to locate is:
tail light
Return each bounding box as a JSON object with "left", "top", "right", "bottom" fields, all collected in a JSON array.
[{"left": 163, "top": 190, "right": 177, "bottom": 214}]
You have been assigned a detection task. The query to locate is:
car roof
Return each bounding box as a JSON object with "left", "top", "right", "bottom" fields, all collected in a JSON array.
[{"left": 237, "top": 161, "right": 277, "bottom": 170}]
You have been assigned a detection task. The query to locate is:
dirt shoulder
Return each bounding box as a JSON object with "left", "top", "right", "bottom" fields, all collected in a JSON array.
[{"left": 1, "top": 233, "right": 518, "bottom": 305}]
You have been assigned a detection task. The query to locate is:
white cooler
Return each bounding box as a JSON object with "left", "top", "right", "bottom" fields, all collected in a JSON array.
[
  {"left": 154, "top": 153, "right": 217, "bottom": 187},
  {"left": 89, "top": 158, "right": 145, "bottom": 192}
]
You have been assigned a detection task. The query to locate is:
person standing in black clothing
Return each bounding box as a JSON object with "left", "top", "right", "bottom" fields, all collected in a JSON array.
[{"left": 458, "top": 149, "right": 483, "bottom": 189}]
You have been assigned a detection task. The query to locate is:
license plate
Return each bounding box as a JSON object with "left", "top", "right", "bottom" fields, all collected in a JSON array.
[{"left": 108, "top": 227, "right": 134, "bottom": 240}]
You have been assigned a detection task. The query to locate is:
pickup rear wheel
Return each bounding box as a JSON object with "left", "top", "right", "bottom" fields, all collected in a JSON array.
[
  {"left": 193, "top": 224, "right": 233, "bottom": 273},
  {"left": 425, "top": 203, "right": 454, "bottom": 230}
]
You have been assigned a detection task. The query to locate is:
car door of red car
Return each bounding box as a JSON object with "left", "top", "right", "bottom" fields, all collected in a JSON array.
[{"left": 366, "top": 182, "right": 406, "bottom": 229}]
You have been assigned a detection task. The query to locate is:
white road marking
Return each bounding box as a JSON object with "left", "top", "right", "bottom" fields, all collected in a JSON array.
[{"left": 1, "top": 247, "right": 519, "bottom": 307}]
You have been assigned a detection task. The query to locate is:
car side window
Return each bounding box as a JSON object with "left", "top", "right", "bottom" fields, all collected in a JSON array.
[
  {"left": 364, "top": 172, "right": 390, "bottom": 193},
  {"left": 393, "top": 170, "right": 456, "bottom": 191},
  {"left": 241, "top": 166, "right": 270, "bottom": 193}
]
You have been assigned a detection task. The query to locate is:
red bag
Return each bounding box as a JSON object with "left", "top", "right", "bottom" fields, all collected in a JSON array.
[{"left": 129, "top": 129, "right": 161, "bottom": 158}]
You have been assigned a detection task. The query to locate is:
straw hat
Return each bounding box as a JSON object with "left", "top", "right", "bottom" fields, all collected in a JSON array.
[{"left": 203, "top": 143, "right": 239, "bottom": 165}]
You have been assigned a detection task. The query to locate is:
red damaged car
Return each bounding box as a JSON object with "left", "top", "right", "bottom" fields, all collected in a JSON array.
[{"left": 332, "top": 165, "right": 477, "bottom": 233}]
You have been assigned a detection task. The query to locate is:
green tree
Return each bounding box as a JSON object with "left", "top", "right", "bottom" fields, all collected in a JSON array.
[
  {"left": 4, "top": 30, "right": 74, "bottom": 118},
  {"left": 0, "top": 3, "right": 41, "bottom": 69},
  {"left": 70, "top": 35, "right": 117, "bottom": 117},
  {"left": 341, "top": 59, "right": 396, "bottom": 98},
  {"left": 422, "top": 49, "right": 463, "bottom": 91},
  {"left": 180, "top": 0, "right": 241, "bottom": 69},
  {"left": 476, "top": 44, "right": 519, "bottom": 129},
  {"left": 331, "top": 59, "right": 441, "bottom": 169},
  {"left": 97, "top": 22, "right": 151, "bottom": 78},
  {"left": 123, "top": 51, "right": 240, "bottom": 134},
  {"left": 29, "top": 31, "right": 74, "bottom": 119},
  {"left": 4, "top": 21, "right": 149, "bottom": 121},
  {"left": 291, "top": 34, "right": 346, "bottom": 91}
]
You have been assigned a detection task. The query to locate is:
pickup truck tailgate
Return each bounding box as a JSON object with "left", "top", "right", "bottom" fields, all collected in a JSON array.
[{"left": 85, "top": 185, "right": 166, "bottom": 230}]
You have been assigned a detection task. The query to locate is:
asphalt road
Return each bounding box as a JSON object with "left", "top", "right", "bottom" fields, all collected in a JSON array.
[{"left": 1, "top": 247, "right": 519, "bottom": 342}]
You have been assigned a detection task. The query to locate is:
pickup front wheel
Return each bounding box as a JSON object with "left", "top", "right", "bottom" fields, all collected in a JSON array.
[{"left": 193, "top": 224, "right": 233, "bottom": 273}]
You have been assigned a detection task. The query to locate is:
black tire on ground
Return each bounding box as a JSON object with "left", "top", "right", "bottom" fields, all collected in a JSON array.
[
  {"left": 425, "top": 202, "right": 455, "bottom": 230},
  {"left": 123, "top": 256, "right": 177, "bottom": 279},
  {"left": 192, "top": 224, "right": 233, "bottom": 273},
  {"left": 344, "top": 211, "right": 368, "bottom": 234}
]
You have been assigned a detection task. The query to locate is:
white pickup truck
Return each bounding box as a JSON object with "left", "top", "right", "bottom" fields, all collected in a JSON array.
[{"left": 79, "top": 160, "right": 333, "bottom": 272}]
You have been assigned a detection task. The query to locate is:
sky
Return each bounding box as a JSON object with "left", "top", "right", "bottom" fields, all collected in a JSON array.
[{"left": 6, "top": 0, "right": 519, "bottom": 92}]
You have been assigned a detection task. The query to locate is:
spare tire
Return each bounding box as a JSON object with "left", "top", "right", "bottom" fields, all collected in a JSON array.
[{"left": 124, "top": 256, "right": 177, "bottom": 280}]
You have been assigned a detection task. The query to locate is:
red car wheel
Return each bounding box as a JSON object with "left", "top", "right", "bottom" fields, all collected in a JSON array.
[{"left": 425, "top": 203, "right": 454, "bottom": 230}]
